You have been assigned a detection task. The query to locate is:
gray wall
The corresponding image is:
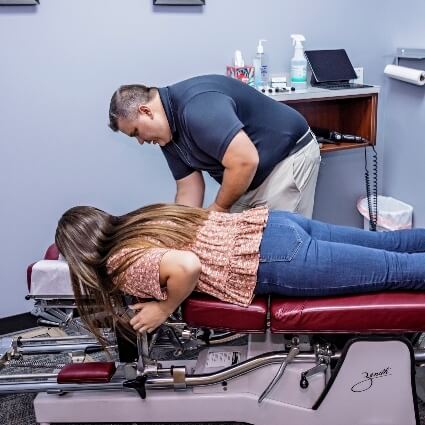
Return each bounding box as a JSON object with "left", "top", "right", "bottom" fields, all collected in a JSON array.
[
  {"left": 380, "top": 6, "right": 425, "bottom": 227},
  {"left": 1, "top": 0, "right": 424, "bottom": 317}
]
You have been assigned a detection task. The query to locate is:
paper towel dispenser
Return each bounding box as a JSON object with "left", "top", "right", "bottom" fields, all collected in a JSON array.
[
  {"left": 385, "top": 48, "right": 425, "bottom": 86},
  {"left": 0, "top": 0, "right": 39, "bottom": 4}
]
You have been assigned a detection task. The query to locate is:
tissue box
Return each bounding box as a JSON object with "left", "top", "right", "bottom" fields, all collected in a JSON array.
[{"left": 226, "top": 66, "right": 255, "bottom": 87}]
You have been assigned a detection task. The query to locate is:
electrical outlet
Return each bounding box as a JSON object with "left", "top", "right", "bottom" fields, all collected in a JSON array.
[{"left": 351, "top": 67, "right": 364, "bottom": 84}]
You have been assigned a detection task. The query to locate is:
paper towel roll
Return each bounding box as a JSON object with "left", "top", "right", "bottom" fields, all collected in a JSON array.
[{"left": 384, "top": 64, "right": 425, "bottom": 86}]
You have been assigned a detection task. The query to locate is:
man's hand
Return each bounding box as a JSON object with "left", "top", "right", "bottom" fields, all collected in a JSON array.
[
  {"left": 206, "top": 202, "right": 229, "bottom": 213},
  {"left": 129, "top": 301, "right": 172, "bottom": 333}
]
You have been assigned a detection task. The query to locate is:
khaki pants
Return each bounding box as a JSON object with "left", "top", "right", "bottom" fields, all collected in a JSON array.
[{"left": 231, "top": 135, "right": 321, "bottom": 218}]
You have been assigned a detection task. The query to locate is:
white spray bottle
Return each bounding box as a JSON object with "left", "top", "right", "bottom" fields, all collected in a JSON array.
[
  {"left": 253, "top": 39, "right": 268, "bottom": 88},
  {"left": 290, "top": 34, "right": 307, "bottom": 90}
]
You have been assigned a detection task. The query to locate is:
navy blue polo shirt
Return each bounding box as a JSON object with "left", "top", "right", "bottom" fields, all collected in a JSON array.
[{"left": 159, "top": 74, "right": 308, "bottom": 191}]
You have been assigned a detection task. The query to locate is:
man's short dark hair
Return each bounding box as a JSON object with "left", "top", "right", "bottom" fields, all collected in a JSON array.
[{"left": 108, "top": 84, "right": 155, "bottom": 132}]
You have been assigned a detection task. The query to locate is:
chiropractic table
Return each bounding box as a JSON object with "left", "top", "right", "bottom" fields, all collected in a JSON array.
[{"left": 1, "top": 244, "right": 424, "bottom": 425}]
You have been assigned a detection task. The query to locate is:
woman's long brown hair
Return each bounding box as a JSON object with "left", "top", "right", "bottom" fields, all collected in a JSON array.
[{"left": 55, "top": 203, "right": 209, "bottom": 344}]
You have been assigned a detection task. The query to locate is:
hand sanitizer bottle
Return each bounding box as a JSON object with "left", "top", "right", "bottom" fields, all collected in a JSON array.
[
  {"left": 290, "top": 34, "right": 307, "bottom": 90},
  {"left": 253, "top": 39, "right": 268, "bottom": 89}
]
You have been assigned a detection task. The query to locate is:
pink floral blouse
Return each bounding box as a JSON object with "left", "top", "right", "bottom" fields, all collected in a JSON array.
[{"left": 106, "top": 206, "right": 269, "bottom": 307}]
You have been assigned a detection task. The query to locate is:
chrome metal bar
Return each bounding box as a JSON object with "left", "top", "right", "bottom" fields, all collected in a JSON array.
[
  {"left": 0, "top": 380, "right": 125, "bottom": 394},
  {"left": 0, "top": 353, "right": 315, "bottom": 393},
  {"left": 18, "top": 343, "right": 102, "bottom": 354},
  {"left": 18, "top": 335, "right": 95, "bottom": 344},
  {"left": 0, "top": 373, "right": 57, "bottom": 380},
  {"left": 37, "top": 319, "right": 61, "bottom": 327},
  {"left": 147, "top": 351, "right": 316, "bottom": 388},
  {"left": 258, "top": 345, "right": 300, "bottom": 403},
  {"left": 31, "top": 297, "right": 75, "bottom": 301},
  {"left": 414, "top": 349, "right": 425, "bottom": 362},
  {"left": 1, "top": 348, "right": 424, "bottom": 395}
]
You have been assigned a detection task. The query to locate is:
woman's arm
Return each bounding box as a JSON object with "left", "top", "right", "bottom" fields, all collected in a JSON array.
[{"left": 129, "top": 249, "right": 201, "bottom": 333}]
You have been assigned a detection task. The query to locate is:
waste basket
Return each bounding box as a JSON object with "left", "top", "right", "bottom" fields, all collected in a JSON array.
[{"left": 357, "top": 196, "right": 413, "bottom": 231}]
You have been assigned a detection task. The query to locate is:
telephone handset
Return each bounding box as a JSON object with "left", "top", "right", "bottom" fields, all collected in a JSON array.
[{"left": 312, "top": 127, "right": 366, "bottom": 143}]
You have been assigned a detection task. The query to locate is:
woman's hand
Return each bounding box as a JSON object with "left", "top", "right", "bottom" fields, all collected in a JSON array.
[{"left": 129, "top": 301, "right": 172, "bottom": 333}]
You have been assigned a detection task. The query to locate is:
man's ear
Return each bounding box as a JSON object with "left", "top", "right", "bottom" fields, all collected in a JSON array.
[{"left": 137, "top": 104, "right": 153, "bottom": 118}]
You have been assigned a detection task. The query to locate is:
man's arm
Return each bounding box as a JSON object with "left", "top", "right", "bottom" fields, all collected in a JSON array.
[
  {"left": 209, "top": 130, "right": 259, "bottom": 212},
  {"left": 175, "top": 170, "right": 205, "bottom": 207},
  {"left": 129, "top": 249, "right": 201, "bottom": 333}
]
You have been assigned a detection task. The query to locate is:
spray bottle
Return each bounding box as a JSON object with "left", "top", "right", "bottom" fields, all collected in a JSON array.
[
  {"left": 253, "top": 39, "right": 268, "bottom": 88},
  {"left": 290, "top": 34, "right": 307, "bottom": 90}
]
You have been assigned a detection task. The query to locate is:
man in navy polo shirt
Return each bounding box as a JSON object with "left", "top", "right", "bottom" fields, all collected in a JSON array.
[{"left": 109, "top": 74, "right": 320, "bottom": 217}]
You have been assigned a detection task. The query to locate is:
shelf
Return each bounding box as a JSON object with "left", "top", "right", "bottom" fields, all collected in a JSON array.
[
  {"left": 319, "top": 140, "right": 371, "bottom": 153},
  {"left": 282, "top": 93, "right": 378, "bottom": 154}
]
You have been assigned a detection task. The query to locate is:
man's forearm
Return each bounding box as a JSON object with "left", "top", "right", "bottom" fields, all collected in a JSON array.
[
  {"left": 175, "top": 171, "right": 205, "bottom": 207},
  {"left": 175, "top": 189, "right": 203, "bottom": 207},
  {"left": 214, "top": 164, "right": 257, "bottom": 210}
]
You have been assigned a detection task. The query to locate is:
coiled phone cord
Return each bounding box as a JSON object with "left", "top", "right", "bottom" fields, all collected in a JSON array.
[{"left": 364, "top": 146, "right": 378, "bottom": 231}]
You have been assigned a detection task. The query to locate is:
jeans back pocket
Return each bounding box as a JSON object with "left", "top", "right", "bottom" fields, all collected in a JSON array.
[{"left": 259, "top": 221, "right": 303, "bottom": 262}]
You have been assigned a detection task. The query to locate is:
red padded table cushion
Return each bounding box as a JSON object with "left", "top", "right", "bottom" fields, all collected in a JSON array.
[
  {"left": 44, "top": 244, "right": 60, "bottom": 260},
  {"left": 182, "top": 293, "right": 267, "bottom": 332},
  {"left": 57, "top": 362, "right": 116, "bottom": 384},
  {"left": 26, "top": 262, "right": 36, "bottom": 292},
  {"left": 270, "top": 292, "right": 425, "bottom": 333}
]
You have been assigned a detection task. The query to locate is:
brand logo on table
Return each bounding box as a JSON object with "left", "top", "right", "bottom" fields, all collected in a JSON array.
[{"left": 351, "top": 367, "right": 392, "bottom": 392}]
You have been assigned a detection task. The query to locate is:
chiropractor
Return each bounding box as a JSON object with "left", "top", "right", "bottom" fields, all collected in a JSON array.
[{"left": 108, "top": 74, "right": 321, "bottom": 216}]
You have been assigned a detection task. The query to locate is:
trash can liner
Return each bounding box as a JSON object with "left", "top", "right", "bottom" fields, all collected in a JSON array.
[{"left": 357, "top": 196, "right": 413, "bottom": 231}]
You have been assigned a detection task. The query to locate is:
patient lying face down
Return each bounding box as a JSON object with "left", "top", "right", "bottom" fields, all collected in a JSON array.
[{"left": 55, "top": 203, "right": 425, "bottom": 340}]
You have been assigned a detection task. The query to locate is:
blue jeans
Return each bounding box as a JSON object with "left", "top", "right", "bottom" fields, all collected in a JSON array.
[{"left": 255, "top": 211, "right": 425, "bottom": 297}]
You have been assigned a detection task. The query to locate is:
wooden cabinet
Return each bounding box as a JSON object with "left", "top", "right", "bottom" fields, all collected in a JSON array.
[{"left": 275, "top": 88, "right": 379, "bottom": 153}]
